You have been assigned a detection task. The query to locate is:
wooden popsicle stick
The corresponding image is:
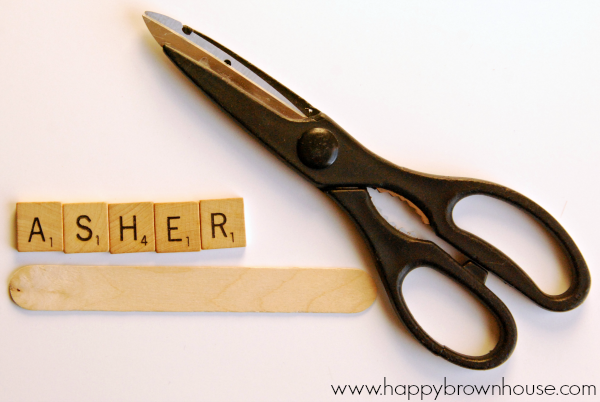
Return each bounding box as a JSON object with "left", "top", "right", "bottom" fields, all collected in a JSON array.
[{"left": 9, "top": 265, "right": 377, "bottom": 313}]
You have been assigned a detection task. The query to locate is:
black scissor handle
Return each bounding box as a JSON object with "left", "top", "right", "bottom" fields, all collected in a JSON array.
[
  {"left": 328, "top": 188, "right": 517, "bottom": 370},
  {"left": 382, "top": 172, "right": 591, "bottom": 312}
]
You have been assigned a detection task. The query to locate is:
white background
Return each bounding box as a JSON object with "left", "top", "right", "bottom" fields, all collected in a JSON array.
[{"left": 1, "top": 1, "right": 598, "bottom": 401}]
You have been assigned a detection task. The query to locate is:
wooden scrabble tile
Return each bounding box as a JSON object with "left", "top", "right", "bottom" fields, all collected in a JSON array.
[
  {"left": 63, "top": 203, "right": 109, "bottom": 253},
  {"left": 108, "top": 202, "right": 155, "bottom": 253},
  {"left": 154, "top": 202, "right": 201, "bottom": 253},
  {"left": 200, "top": 198, "right": 246, "bottom": 249},
  {"left": 16, "top": 202, "right": 63, "bottom": 252}
]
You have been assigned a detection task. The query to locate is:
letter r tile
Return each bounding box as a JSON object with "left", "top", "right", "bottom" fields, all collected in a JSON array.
[
  {"left": 154, "top": 202, "right": 201, "bottom": 253},
  {"left": 63, "top": 203, "right": 109, "bottom": 253},
  {"left": 16, "top": 202, "right": 63, "bottom": 251},
  {"left": 200, "top": 198, "right": 246, "bottom": 250},
  {"left": 108, "top": 202, "right": 155, "bottom": 254}
]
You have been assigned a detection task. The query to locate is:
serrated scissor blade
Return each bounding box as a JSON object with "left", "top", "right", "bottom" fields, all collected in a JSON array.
[{"left": 143, "top": 11, "right": 305, "bottom": 119}]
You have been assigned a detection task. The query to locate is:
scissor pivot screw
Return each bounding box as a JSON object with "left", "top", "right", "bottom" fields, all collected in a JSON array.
[{"left": 297, "top": 128, "right": 339, "bottom": 169}]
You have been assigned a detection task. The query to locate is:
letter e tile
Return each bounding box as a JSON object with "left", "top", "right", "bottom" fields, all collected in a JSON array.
[
  {"left": 200, "top": 198, "right": 246, "bottom": 250},
  {"left": 108, "top": 202, "right": 155, "bottom": 253},
  {"left": 155, "top": 202, "right": 201, "bottom": 253},
  {"left": 63, "top": 203, "right": 109, "bottom": 253},
  {"left": 16, "top": 202, "right": 63, "bottom": 251}
]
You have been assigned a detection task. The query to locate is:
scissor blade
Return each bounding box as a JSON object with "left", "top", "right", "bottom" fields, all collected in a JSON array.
[{"left": 143, "top": 12, "right": 305, "bottom": 119}]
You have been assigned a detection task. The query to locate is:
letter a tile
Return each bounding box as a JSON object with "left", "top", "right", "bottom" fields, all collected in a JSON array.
[
  {"left": 154, "top": 202, "right": 201, "bottom": 253},
  {"left": 200, "top": 198, "right": 246, "bottom": 250},
  {"left": 108, "top": 202, "right": 155, "bottom": 253},
  {"left": 63, "top": 203, "right": 109, "bottom": 253},
  {"left": 16, "top": 202, "right": 63, "bottom": 251}
]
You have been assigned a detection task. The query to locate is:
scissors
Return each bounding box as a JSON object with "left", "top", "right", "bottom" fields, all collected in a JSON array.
[{"left": 143, "top": 12, "right": 591, "bottom": 370}]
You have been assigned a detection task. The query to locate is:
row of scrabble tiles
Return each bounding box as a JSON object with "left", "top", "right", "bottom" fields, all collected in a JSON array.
[{"left": 16, "top": 199, "right": 245, "bottom": 253}]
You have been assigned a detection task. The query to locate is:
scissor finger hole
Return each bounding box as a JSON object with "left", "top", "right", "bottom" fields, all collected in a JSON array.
[
  {"left": 402, "top": 266, "right": 499, "bottom": 357},
  {"left": 453, "top": 195, "right": 570, "bottom": 295},
  {"left": 368, "top": 188, "right": 466, "bottom": 262}
]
